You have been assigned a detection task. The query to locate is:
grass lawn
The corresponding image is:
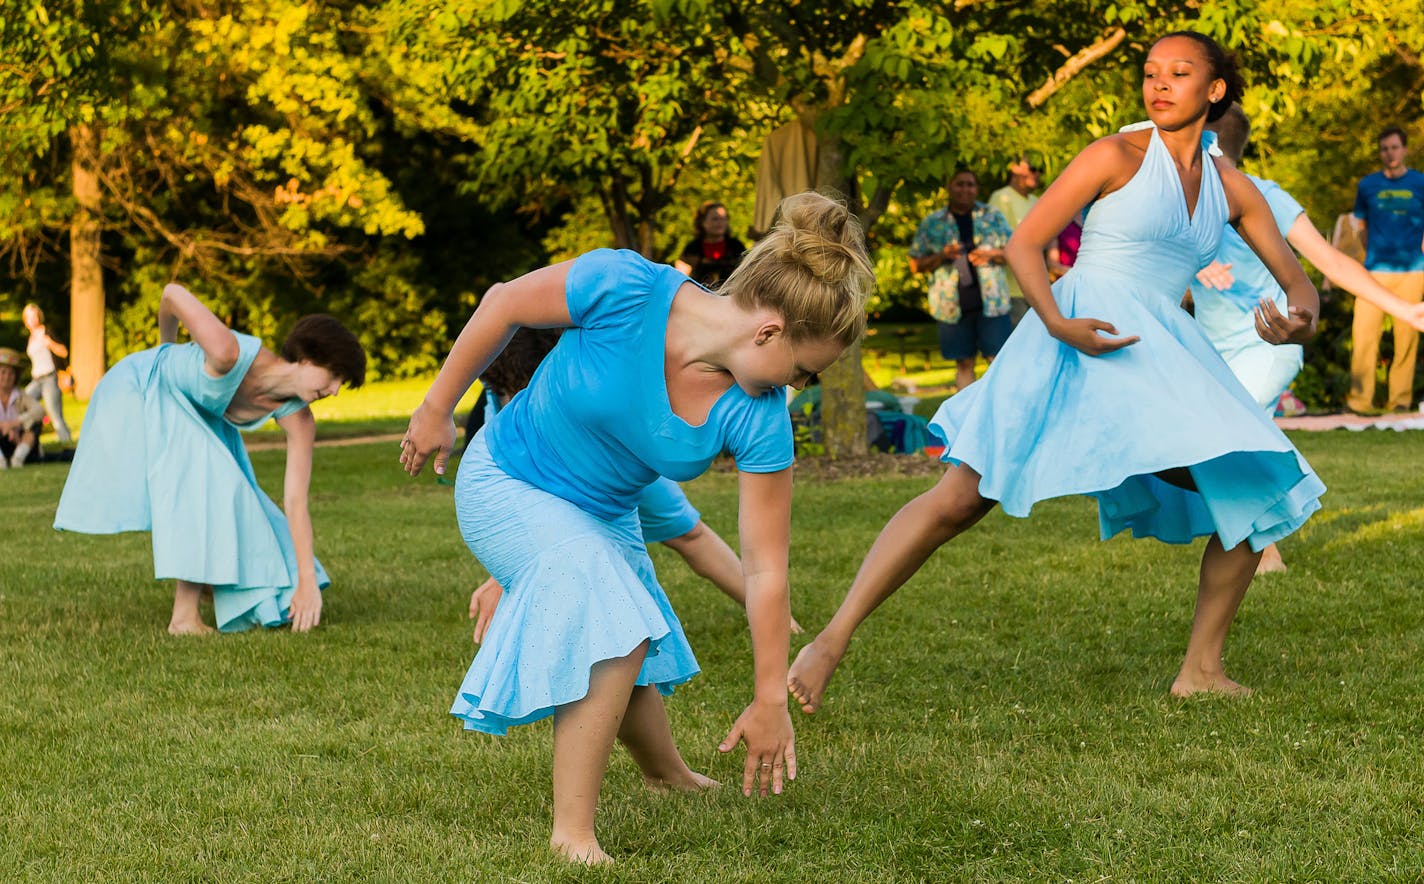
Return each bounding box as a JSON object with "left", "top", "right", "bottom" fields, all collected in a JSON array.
[{"left": 5, "top": 431, "right": 1424, "bottom": 881}]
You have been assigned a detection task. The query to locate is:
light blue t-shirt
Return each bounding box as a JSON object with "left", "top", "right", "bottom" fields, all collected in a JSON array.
[
  {"left": 1354, "top": 169, "right": 1424, "bottom": 273},
  {"left": 1192, "top": 174, "right": 1304, "bottom": 355},
  {"left": 485, "top": 249, "right": 794, "bottom": 521}
]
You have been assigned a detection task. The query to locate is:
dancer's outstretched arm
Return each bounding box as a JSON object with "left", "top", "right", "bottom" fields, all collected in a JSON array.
[
  {"left": 159, "top": 283, "right": 240, "bottom": 374},
  {"left": 1287, "top": 216, "right": 1424, "bottom": 332},
  {"left": 718, "top": 466, "right": 796, "bottom": 797},
  {"left": 403, "top": 265, "right": 575, "bottom": 477},
  {"left": 276, "top": 406, "right": 322, "bottom": 632}
]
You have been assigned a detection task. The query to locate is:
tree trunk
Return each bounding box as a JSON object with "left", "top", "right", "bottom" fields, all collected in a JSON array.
[
  {"left": 69, "top": 124, "right": 105, "bottom": 400},
  {"left": 810, "top": 127, "right": 867, "bottom": 458}
]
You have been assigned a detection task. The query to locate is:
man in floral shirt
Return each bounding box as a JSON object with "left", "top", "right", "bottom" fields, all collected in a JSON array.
[{"left": 909, "top": 169, "right": 1015, "bottom": 393}]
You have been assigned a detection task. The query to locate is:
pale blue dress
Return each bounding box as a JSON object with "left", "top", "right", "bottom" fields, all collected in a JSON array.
[
  {"left": 929, "top": 125, "right": 1324, "bottom": 551},
  {"left": 54, "top": 333, "right": 328, "bottom": 631},
  {"left": 1190, "top": 174, "right": 1307, "bottom": 408}
]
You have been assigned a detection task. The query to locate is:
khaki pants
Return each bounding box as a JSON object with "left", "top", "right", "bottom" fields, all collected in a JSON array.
[{"left": 1348, "top": 271, "right": 1424, "bottom": 412}]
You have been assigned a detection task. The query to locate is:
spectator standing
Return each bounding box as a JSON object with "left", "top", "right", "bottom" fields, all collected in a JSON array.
[
  {"left": 909, "top": 169, "right": 1014, "bottom": 393},
  {"left": 674, "top": 201, "right": 747, "bottom": 289},
  {"left": 1347, "top": 127, "right": 1424, "bottom": 413},
  {"left": 989, "top": 157, "right": 1043, "bottom": 322},
  {"left": 22, "top": 304, "right": 73, "bottom": 444}
]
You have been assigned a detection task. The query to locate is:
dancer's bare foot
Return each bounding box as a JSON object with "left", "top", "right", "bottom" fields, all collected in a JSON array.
[
  {"left": 1255, "top": 543, "right": 1286, "bottom": 575},
  {"left": 1170, "top": 668, "right": 1252, "bottom": 698},
  {"left": 644, "top": 769, "right": 719, "bottom": 794},
  {"left": 787, "top": 637, "right": 846, "bottom": 714},
  {"left": 551, "top": 836, "right": 613, "bottom": 865},
  {"left": 167, "top": 617, "right": 216, "bottom": 636}
]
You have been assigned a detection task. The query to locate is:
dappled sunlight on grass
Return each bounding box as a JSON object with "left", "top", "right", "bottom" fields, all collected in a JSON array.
[{"left": 1320, "top": 507, "right": 1424, "bottom": 551}]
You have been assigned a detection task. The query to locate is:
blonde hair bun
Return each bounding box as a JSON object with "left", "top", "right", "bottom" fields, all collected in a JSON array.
[{"left": 723, "top": 191, "right": 874, "bottom": 346}]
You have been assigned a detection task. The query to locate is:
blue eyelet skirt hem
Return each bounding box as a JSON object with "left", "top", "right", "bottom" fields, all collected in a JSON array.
[
  {"left": 450, "top": 433, "right": 700, "bottom": 736},
  {"left": 928, "top": 284, "right": 1325, "bottom": 553}
]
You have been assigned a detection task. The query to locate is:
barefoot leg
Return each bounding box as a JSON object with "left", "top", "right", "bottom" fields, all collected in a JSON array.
[
  {"left": 168, "top": 580, "right": 215, "bottom": 635},
  {"left": 1171, "top": 535, "right": 1259, "bottom": 697},
  {"left": 1255, "top": 542, "right": 1286, "bottom": 575},
  {"left": 789, "top": 464, "right": 994, "bottom": 713},
  {"left": 617, "top": 685, "right": 718, "bottom": 792},
  {"left": 550, "top": 640, "right": 648, "bottom": 865}
]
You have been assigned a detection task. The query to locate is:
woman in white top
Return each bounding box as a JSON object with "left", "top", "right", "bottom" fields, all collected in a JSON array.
[{"left": 22, "top": 304, "right": 72, "bottom": 444}]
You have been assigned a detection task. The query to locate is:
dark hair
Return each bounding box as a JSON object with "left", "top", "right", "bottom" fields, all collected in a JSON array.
[
  {"left": 1157, "top": 31, "right": 1244, "bottom": 123},
  {"left": 949, "top": 167, "right": 977, "bottom": 183},
  {"left": 481, "top": 327, "right": 561, "bottom": 398},
  {"left": 1207, "top": 102, "right": 1251, "bottom": 163},
  {"left": 281, "top": 314, "right": 366, "bottom": 388},
  {"left": 1378, "top": 127, "right": 1407, "bottom": 147},
  {"left": 693, "top": 201, "right": 729, "bottom": 239}
]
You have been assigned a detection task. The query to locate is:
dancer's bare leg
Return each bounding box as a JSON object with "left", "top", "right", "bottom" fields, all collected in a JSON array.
[
  {"left": 662, "top": 523, "right": 803, "bottom": 633},
  {"left": 1171, "top": 534, "right": 1259, "bottom": 697},
  {"left": 549, "top": 640, "right": 647, "bottom": 865},
  {"left": 789, "top": 464, "right": 995, "bottom": 713},
  {"left": 1255, "top": 542, "right": 1286, "bottom": 575},
  {"left": 617, "top": 685, "right": 718, "bottom": 792},
  {"left": 168, "top": 580, "right": 215, "bottom": 635}
]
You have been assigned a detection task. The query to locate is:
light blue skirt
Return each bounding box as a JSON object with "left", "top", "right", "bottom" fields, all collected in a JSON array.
[
  {"left": 450, "top": 433, "right": 699, "bottom": 735},
  {"left": 930, "top": 272, "right": 1325, "bottom": 553}
]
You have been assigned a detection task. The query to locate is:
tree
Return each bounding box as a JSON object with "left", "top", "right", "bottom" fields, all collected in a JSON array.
[
  {"left": 376, "top": 0, "right": 751, "bottom": 259},
  {"left": 0, "top": 0, "right": 425, "bottom": 389}
]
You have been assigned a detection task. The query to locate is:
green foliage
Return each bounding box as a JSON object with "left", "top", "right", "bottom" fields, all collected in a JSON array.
[
  {"left": 3, "top": 0, "right": 1421, "bottom": 402},
  {"left": 379, "top": 0, "right": 749, "bottom": 256}
]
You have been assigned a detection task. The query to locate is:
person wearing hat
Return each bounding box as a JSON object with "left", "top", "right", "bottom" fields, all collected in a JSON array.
[
  {"left": 0, "top": 346, "right": 45, "bottom": 469},
  {"left": 989, "top": 156, "right": 1044, "bottom": 324}
]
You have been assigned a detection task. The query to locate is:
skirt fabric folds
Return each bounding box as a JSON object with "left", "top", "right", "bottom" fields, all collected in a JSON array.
[
  {"left": 450, "top": 432, "right": 699, "bottom": 735},
  {"left": 929, "top": 269, "right": 1325, "bottom": 552}
]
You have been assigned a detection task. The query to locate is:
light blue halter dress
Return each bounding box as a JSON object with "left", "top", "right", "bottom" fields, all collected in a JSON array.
[
  {"left": 54, "top": 333, "right": 329, "bottom": 631},
  {"left": 929, "top": 125, "right": 1324, "bottom": 551}
]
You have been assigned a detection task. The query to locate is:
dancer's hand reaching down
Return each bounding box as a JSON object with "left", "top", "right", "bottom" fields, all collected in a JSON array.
[
  {"left": 719, "top": 699, "right": 796, "bottom": 797},
  {"left": 401, "top": 401, "right": 456, "bottom": 477},
  {"left": 469, "top": 577, "right": 503, "bottom": 644},
  {"left": 289, "top": 578, "right": 322, "bottom": 632}
]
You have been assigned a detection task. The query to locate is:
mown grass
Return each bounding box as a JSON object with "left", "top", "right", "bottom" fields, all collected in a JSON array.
[{"left": 4, "top": 431, "right": 1423, "bottom": 881}]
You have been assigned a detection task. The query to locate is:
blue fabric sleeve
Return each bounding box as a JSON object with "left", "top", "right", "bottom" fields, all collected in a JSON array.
[
  {"left": 725, "top": 395, "right": 795, "bottom": 473},
  {"left": 1354, "top": 181, "right": 1368, "bottom": 220},
  {"left": 270, "top": 400, "right": 308, "bottom": 421},
  {"left": 565, "top": 248, "right": 660, "bottom": 329},
  {"left": 1259, "top": 180, "right": 1305, "bottom": 236},
  {"left": 160, "top": 337, "right": 250, "bottom": 416}
]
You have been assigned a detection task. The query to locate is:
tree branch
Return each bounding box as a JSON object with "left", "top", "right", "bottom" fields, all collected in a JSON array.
[{"left": 1026, "top": 27, "right": 1127, "bottom": 109}]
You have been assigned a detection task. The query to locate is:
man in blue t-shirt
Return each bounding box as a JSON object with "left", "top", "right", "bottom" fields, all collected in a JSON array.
[{"left": 1349, "top": 127, "right": 1424, "bottom": 413}]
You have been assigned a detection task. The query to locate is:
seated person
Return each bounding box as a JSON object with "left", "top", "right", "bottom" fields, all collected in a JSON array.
[{"left": 0, "top": 347, "right": 44, "bottom": 469}]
